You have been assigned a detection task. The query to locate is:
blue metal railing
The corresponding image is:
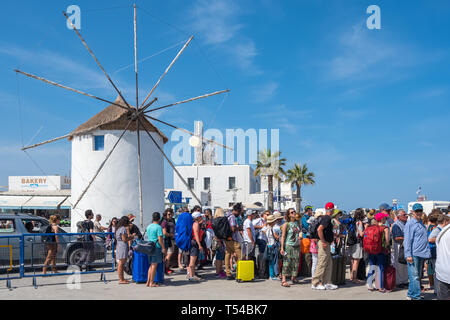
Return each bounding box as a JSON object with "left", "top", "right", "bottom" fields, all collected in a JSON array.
[{"left": 0, "top": 232, "right": 115, "bottom": 289}]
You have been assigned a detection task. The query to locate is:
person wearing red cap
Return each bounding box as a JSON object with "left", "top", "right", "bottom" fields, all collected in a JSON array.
[{"left": 311, "top": 202, "right": 338, "bottom": 290}]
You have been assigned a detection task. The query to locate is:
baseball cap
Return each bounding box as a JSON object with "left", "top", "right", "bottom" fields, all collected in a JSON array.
[
  {"left": 375, "top": 212, "right": 389, "bottom": 222},
  {"left": 245, "top": 209, "right": 255, "bottom": 217},
  {"left": 379, "top": 203, "right": 391, "bottom": 211},
  {"left": 305, "top": 205, "right": 313, "bottom": 211},
  {"left": 325, "top": 202, "right": 335, "bottom": 210},
  {"left": 412, "top": 203, "right": 424, "bottom": 211}
]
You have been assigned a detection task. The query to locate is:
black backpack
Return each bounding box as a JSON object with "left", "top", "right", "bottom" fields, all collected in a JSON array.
[
  {"left": 346, "top": 221, "right": 358, "bottom": 246},
  {"left": 41, "top": 225, "right": 54, "bottom": 243},
  {"left": 308, "top": 216, "right": 322, "bottom": 239},
  {"left": 77, "top": 220, "right": 92, "bottom": 242},
  {"left": 211, "top": 217, "right": 232, "bottom": 240}
]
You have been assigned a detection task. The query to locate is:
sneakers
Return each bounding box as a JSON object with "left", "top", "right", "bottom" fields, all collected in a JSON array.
[
  {"left": 188, "top": 276, "right": 201, "bottom": 282},
  {"left": 271, "top": 277, "right": 279, "bottom": 281},
  {"left": 311, "top": 284, "right": 326, "bottom": 290},
  {"left": 218, "top": 272, "right": 227, "bottom": 279},
  {"left": 325, "top": 283, "right": 338, "bottom": 290},
  {"left": 226, "top": 275, "right": 235, "bottom": 280}
]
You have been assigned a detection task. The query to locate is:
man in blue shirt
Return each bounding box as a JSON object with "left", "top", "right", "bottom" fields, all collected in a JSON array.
[{"left": 404, "top": 203, "right": 431, "bottom": 300}]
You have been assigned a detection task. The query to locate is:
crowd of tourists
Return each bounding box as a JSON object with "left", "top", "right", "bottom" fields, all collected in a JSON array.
[{"left": 76, "top": 202, "right": 450, "bottom": 300}]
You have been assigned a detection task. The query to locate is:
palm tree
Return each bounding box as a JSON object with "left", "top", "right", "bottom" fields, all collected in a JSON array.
[
  {"left": 254, "top": 149, "right": 286, "bottom": 211},
  {"left": 286, "top": 163, "right": 315, "bottom": 212}
]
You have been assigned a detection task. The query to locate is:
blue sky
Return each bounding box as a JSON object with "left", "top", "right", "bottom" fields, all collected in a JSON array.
[{"left": 0, "top": 0, "right": 449, "bottom": 211}]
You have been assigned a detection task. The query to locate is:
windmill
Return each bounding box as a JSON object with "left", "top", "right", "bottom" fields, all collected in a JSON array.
[{"left": 15, "top": 5, "right": 230, "bottom": 229}]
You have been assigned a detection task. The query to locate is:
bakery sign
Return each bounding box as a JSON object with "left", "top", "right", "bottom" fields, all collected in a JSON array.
[
  {"left": 8, "top": 176, "right": 70, "bottom": 191},
  {"left": 21, "top": 177, "right": 49, "bottom": 190}
]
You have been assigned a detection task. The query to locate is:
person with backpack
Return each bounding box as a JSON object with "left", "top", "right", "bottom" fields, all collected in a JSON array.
[
  {"left": 365, "top": 212, "right": 390, "bottom": 292},
  {"left": 223, "top": 203, "right": 244, "bottom": 280},
  {"left": 175, "top": 209, "right": 193, "bottom": 270},
  {"left": 404, "top": 203, "right": 431, "bottom": 300},
  {"left": 311, "top": 202, "right": 338, "bottom": 290},
  {"left": 211, "top": 208, "right": 227, "bottom": 279},
  {"left": 115, "top": 216, "right": 136, "bottom": 284},
  {"left": 77, "top": 209, "right": 96, "bottom": 271},
  {"left": 42, "top": 214, "right": 61, "bottom": 274},
  {"left": 188, "top": 212, "right": 205, "bottom": 282},
  {"left": 146, "top": 212, "right": 167, "bottom": 287},
  {"left": 434, "top": 214, "right": 450, "bottom": 300},
  {"left": 391, "top": 209, "right": 409, "bottom": 288},
  {"left": 348, "top": 208, "right": 365, "bottom": 283}
]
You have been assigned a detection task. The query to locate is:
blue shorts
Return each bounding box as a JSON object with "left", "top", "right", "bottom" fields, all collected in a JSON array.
[
  {"left": 215, "top": 248, "right": 225, "bottom": 261},
  {"left": 148, "top": 247, "right": 163, "bottom": 264}
]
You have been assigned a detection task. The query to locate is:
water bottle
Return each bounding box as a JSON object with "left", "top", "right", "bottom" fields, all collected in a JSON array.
[{"left": 331, "top": 243, "right": 336, "bottom": 255}]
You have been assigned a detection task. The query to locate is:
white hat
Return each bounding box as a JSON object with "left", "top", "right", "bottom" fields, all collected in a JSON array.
[{"left": 192, "top": 212, "right": 202, "bottom": 219}]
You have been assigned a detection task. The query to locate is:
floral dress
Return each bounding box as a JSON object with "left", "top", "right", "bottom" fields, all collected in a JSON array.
[{"left": 282, "top": 221, "right": 301, "bottom": 277}]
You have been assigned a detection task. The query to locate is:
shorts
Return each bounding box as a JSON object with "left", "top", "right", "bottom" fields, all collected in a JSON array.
[
  {"left": 215, "top": 247, "right": 225, "bottom": 261},
  {"left": 167, "top": 239, "right": 176, "bottom": 254},
  {"left": 427, "top": 258, "right": 436, "bottom": 276},
  {"left": 190, "top": 241, "right": 199, "bottom": 257},
  {"left": 148, "top": 247, "right": 163, "bottom": 264}
]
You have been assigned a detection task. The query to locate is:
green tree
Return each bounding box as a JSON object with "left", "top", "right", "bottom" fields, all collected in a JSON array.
[
  {"left": 254, "top": 149, "right": 286, "bottom": 211},
  {"left": 286, "top": 163, "right": 315, "bottom": 212}
]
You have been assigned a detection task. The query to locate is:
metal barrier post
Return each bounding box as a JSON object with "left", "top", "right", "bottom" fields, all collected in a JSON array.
[{"left": 19, "top": 235, "right": 25, "bottom": 278}]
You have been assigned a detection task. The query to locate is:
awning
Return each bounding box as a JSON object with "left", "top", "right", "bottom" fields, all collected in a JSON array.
[
  {"left": 0, "top": 195, "right": 33, "bottom": 209},
  {"left": 0, "top": 195, "right": 71, "bottom": 210}
]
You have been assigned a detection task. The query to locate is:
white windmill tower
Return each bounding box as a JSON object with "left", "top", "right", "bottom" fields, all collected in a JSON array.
[{"left": 16, "top": 5, "right": 230, "bottom": 231}]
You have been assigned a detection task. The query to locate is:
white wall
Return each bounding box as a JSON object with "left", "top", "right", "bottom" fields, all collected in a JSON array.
[
  {"left": 173, "top": 164, "right": 262, "bottom": 209},
  {"left": 70, "top": 129, "right": 164, "bottom": 231}
]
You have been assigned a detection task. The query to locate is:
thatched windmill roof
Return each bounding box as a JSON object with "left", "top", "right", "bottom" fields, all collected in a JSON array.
[{"left": 68, "top": 96, "right": 168, "bottom": 143}]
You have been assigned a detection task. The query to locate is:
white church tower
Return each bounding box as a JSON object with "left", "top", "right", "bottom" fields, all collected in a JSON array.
[{"left": 69, "top": 96, "right": 168, "bottom": 231}]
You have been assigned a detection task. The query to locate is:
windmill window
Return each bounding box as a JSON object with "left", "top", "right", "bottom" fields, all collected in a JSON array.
[
  {"left": 229, "top": 177, "right": 236, "bottom": 190},
  {"left": 93, "top": 135, "right": 105, "bottom": 151}
]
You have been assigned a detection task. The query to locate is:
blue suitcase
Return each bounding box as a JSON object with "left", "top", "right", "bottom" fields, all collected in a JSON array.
[
  {"left": 132, "top": 251, "right": 149, "bottom": 283},
  {"left": 154, "top": 262, "right": 164, "bottom": 284}
]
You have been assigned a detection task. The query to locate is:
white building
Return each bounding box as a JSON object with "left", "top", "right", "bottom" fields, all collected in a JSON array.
[
  {"left": 173, "top": 164, "right": 262, "bottom": 209},
  {"left": 70, "top": 97, "right": 168, "bottom": 231},
  {"left": 172, "top": 120, "right": 298, "bottom": 211}
]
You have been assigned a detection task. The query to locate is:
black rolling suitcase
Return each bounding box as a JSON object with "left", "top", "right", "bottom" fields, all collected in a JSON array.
[
  {"left": 331, "top": 255, "right": 346, "bottom": 285},
  {"left": 357, "top": 258, "right": 367, "bottom": 280}
]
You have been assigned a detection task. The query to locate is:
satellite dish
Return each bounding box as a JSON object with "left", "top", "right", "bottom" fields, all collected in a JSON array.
[{"left": 189, "top": 136, "right": 201, "bottom": 147}]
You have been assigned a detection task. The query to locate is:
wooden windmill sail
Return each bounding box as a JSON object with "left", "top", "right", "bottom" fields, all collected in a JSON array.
[{"left": 15, "top": 4, "right": 230, "bottom": 228}]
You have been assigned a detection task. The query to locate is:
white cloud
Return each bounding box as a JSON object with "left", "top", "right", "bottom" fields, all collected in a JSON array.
[
  {"left": 189, "top": 0, "right": 261, "bottom": 74},
  {"left": 325, "top": 22, "right": 412, "bottom": 82},
  {"left": 190, "top": 0, "right": 243, "bottom": 45},
  {"left": 252, "top": 82, "right": 279, "bottom": 103},
  {"left": 0, "top": 45, "right": 109, "bottom": 91}
]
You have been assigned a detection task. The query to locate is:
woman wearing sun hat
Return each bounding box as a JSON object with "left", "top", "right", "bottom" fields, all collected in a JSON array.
[{"left": 263, "top": 214, "right": 282, "bottom": 280}]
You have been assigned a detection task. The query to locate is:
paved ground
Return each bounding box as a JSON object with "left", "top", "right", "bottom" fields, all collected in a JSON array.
[{"left": 0, "top": 265, "right": 437, "bottom": 300}]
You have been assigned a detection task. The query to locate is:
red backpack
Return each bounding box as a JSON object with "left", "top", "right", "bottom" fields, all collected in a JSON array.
[{"left": 363, "top": 225, "right": 384, "bottom": 255}]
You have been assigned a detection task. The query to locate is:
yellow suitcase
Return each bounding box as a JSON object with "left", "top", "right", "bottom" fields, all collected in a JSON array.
[
  {"left": 236, "top": 259, "right": 254, "bottom": 282},
  {"left": 236, "top": 243, "right": 254, "bottom": 282}
]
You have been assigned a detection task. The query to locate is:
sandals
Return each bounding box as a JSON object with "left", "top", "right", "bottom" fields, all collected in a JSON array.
[{"left": 281, "top": 281, "right": 290, "bottom": 287}]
